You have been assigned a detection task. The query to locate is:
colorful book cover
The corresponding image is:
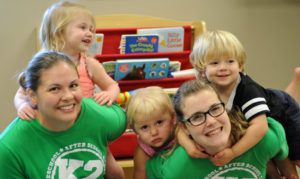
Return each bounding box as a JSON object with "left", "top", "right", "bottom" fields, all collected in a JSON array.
[
  {"left": 102, "top": 61, "right": 116, "bottom": 78},
  {"left": 169, "top": 61, "right": 181, "bottom": 72},
  {"left": 120, "top": 34, "right": 159, "bottom": 54},
  {"left": 114, "top": 58, "right": 170, "bottom": 81},
  {"left": 137, "top": 27, "right": 184, "bottom": 52},
  {"left": 88, "top": 33, "right": 104, "bottom": 56},
  {"left": 168, "top": 61, "right": 181, "bottom": 77}
]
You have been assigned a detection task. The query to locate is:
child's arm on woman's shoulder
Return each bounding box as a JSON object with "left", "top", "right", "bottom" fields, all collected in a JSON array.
[
  {"left": 87, "top": 57, "right": 120, "bottom": 106},
  {"left": 177, "top": 124, "right": 209, "bottom": 158},
  {"left": 14, "top": 87, "right": 36, "bottom": 120},
  {"left": 211, "top": 114, "right": 268, "bottom": 166},
  {"left": 133, "top": 146, "right": 150, "bottom": 179}
]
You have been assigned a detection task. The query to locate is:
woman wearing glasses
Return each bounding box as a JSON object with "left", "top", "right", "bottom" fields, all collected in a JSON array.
[{"left": 146, "top": 80, "right": 290, "bottom": 178}]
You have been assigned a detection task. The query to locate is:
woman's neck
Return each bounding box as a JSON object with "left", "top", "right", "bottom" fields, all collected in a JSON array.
[
  {"left": 205, "top": 139, "right": 232, "bottom": 156},
  {"left": 35, "top": 113, "right": 75, "bottom": 132}
]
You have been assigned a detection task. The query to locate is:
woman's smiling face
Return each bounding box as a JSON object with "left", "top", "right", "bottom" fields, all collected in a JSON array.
[
  {"left": 181, "top": 89, "right": 231, "bottom": 155},
  {"left": 29, "top": 62, "right": 83, "bottom": 131}
]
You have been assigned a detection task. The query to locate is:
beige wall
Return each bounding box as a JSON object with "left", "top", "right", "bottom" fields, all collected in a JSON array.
[{"left": 0, "top": 0, "right": 299, "bottom": 131}]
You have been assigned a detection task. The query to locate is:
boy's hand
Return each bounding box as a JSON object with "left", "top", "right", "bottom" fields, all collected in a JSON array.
[
  {"left": 93, "top": 91, "right": 115, "bottom": 106},
  {"left": 177, "top": 124, "right": 209, "bottom": 158},
  {"left": 210, "top": 148, "right": 235, "bottom": 166},
  {"left": 17, "top": 103, "right": 36, "bottom": 120},
  {"left": 187, "top": 142, "right": 209, "bottom": 158}
]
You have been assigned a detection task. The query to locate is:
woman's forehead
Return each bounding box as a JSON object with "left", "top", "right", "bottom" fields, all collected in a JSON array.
[
  {"left": 39, "top": 63, "right": 77, "bottom": 84},
  {"left": 184, "top": 90, "right": 219, "bottom": 114}
]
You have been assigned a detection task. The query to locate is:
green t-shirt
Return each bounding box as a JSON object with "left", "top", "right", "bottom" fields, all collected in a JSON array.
[
  {"left": 146, "top": 117, "right": 288, "bottom": 179},
  {"left": 0, "top": 98, "right": 126, "bottom": 178}
]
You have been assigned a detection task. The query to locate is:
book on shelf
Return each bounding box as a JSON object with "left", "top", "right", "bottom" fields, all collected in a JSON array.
[
  {"left": 102, "top": 61, "right": 116, "bottom": 78},
  {"left": 137, "top": 27, "right": 184, "bottom": 52},
  {"left": 88, "top": 33, "right": 104, "bottom": 56},
  {"left": 168, "top": 61, "right": 181, "bottom": 77},
  {"left": 119, "top": 34, "right": 159, "bottom": 54},
  {"left": 169, "top": 61, "right": 181, "bottom": 73},
  {"left": 114, "top": 58, "right": 170, "bottom": 81}
]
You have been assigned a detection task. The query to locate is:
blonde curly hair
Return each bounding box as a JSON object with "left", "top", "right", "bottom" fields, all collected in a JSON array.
[{"left": 190, "top": 30, "right": 246, "bottom": 80}]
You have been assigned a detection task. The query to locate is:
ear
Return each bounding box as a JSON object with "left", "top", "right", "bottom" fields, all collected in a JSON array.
[
  {"left": 196, "top": 69, "right": 206, "bottom": 80},
  {"left": 239, "top": 64, "right": 244, "bottom": 72},
  {"left": 27, "top": 89, "right": 37, "bottom": 108},
  {"left": 135, "top": 132, "right": 140, "bottom": 140}
]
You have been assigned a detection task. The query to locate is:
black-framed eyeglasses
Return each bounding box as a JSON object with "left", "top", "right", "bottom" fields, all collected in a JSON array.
[{"left": 183, "top": 102, "right": 225, "bottom": 126}]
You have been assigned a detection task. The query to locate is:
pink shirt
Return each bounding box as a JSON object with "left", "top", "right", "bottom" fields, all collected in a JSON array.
[
  {"left": 138, "top": 138, "right": 175, "bottom": 157},
  {"left": 77, "top": 53, "right": 95, "bottom": 98}
]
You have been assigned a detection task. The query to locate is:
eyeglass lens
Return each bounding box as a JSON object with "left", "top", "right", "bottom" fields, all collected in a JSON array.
[{"left": 188, "top": 103, "right": 224, "bottom": 126}]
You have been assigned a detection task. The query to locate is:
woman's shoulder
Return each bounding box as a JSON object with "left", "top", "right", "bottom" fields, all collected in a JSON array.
[
  {"left": 254, "top": 117, "right": 288, "bottom": 160},
  {"left": 82, "top": 98, "right": 123, "bottom": 112},
  {"left": 0, "top": 118, "right": 34, "bottom": 148},
  {"left": 80, "top": 98, "right": 126, "bottom": 139},
  {"left": 266, "top": 117, "right": 287, "bottom": 144},
  {"left": 81, "top": 98, "right": 126, "bottom": 123}
]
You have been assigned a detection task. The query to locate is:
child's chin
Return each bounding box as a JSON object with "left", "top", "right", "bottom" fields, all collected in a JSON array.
[{"left": 151, "top": 143, "right": 164, "bottom": 149}]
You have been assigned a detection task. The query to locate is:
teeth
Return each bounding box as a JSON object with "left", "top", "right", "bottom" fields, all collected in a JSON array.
[
  {"left": 60, "top": 105, "right": 73, "bottom": 110},
  {"left": 206, "top": 128, "right": 220, "bottom": 136}
]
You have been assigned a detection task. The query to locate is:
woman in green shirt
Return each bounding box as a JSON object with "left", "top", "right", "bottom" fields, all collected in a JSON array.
[
  {"left": 147, "top": 80, "right": 291, "bottom": 178},
  {"left": 0, "top": 51, "right": 126, "bottom": 178}
]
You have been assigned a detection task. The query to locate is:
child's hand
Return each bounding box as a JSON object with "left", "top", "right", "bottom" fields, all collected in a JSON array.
[
  {"left": 187, "top": 143, "right": 210, "bottom": 158},
  {"left": 210, "top": 148, "right": 235, "bottom": 166},
  {"left": 93, "top": 91, "right": 115, "bottom": 106},
  {"left": 17, "top": 103, "right": 36, "bottom": 120},
  {"left": 177, "top": 124, "right": 209, "bottom": 158}
]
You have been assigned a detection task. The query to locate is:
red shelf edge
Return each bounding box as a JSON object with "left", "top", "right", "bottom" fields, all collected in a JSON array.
[
  {"left": 118, "top": 75, "right": 194, "bottom": 84},
  {"left": 117, "top": 76, "right": 196, "bottom": 92},
  {"left": 95, "top": 25, "right": 192, "bottom": 33},
  {"left": 95, "top": 51, "right": 191, "bottom": 61}
]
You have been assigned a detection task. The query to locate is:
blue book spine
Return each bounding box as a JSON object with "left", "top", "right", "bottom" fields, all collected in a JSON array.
[{"left": 121, "top": 35, "right": 159, "bottom": 54}]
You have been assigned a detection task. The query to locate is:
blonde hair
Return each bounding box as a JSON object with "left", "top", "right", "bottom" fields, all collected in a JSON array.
[
  {"left": 126, "top": 86, "right": 175, "bottom": 128},
  {"left": 40, "top": 1, "right": 95, "bottom": 52},
  {"left": 190, "top": 30, "right": 246, "bottom": 79}
]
